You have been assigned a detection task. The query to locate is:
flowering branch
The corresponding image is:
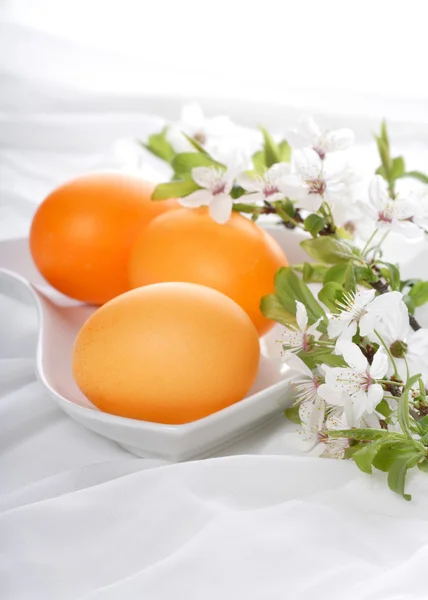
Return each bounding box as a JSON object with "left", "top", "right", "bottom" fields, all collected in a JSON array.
[{"left": 144, "top": 108, "right": 428, "bottom": 499}]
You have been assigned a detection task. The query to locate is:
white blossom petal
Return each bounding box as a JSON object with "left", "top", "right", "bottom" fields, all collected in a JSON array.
[
  {"left": 181, "top": 102, "right": 205, "bottom": 129},
  {"left": 284, "top": 353, "right": 314, "bottom": 378},
  {"left": 236, "top": 173, "right": 263, "bottom": 193},
  {"left": 209, "top": 193, "right": 233, "bottom": 224},
  {"left": 366, "top": 384, "right": 384, "bottom": 413},
  {"left": 293, "top": 148, "right": 323, "bottom": 180},
  {"left": 336, "top": 341, "right": 368, "bottom": 371},
  {"left": 298, "top": 116, "right": 321, "bottom": 142},
  {"left": 369, "top": 349, "right": 388, "bottom": 379},
  {"left": 323, "top": 129, "right": 355, "bottom": 152},
  {"left": 192, "top": 166, "right": 222, "bottom": 189},
  {"left": 369, "top": 175, "right": 390, "bottom": 209},
  {"left": 295, "top": 301, "right": 308, "bottom": 332},
  {"left": 178, "top": 189, "right": 212, "bottom": 208},
  {"left": 317, "top": 384, "right": 347, "bottom": 407}
]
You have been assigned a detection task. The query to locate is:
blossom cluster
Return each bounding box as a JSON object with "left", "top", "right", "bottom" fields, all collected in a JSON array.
[
  {"left": 145, "top": 104, "right": 428, "bottom": 499},
  {"left": 283, "top": 291, "right": 428, "bottom": 458}
]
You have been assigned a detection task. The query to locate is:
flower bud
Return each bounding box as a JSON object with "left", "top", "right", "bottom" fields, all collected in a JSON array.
[{"left": 390, "top": 340, "right": 408, "bottom": 358}]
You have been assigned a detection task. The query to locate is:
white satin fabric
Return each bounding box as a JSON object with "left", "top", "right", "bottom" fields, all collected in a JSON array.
[{"left": 2, "top": 7, "right": 428, "bottom": 599}]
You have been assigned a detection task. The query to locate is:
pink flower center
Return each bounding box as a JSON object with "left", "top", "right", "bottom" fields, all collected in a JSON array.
[
  {"left": 308, "top": 178, "right": 326, "bottom": 196},
  {"left": 313, "top": 146, "right": 326, "bottom": 160},
  {"left": 212, "top": 182, "right": 226, "bottom": 195},
  {"left": 362, "top": 372, "right": 374, "bottom": 391},
  {"left": 263, "top": 184, "right": 280, "bottom": 198},
  {"left": 378, "top": 210, "right": 393, "bottom": 223},
  {"left": 302, "top": 333, "right": 314, "bottom": 352}
]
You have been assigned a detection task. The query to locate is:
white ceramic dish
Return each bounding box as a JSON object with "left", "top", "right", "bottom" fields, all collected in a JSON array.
[{"left": 0, "top": 229, "right": 305, "bottom": 461}]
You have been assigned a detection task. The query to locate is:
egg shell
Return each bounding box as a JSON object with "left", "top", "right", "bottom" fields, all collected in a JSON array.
[
  {"left": 128, "top": 207, "right": 288, "bottom": 336},
  {"left": 72, "top": 282, "right": 260, "bottom": 424},
  {"left": 30, "top": 172, "right": 178, "bottom": 304}
]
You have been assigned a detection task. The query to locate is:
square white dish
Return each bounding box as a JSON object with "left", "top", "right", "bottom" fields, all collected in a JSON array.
[{"left": 0, "top": 230, "right": 303, "bottom": 461}]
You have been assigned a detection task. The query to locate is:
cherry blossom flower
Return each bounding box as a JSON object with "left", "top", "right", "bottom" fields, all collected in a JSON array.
[
  {"left": 318, "top": 342, "right": 388, "bottom": 419},
  {"left": 287, "top": 400, "right": 350, "bottom": 458},
  {"left": 179, "top": 166, "right": 235, "bottom": 224},
  {"left": 362, "top": 176, "right": 423, "bottom": 240},
  {"left": 166, "top": 103, "right": 261, "bottom": 165},
  {"left": 280, "top": 301, "right": 322, "bottom": 354},
  {"left": 237, "top": 163, "right": 290, "bottom": 204},
  {"left": 412, "top": 189, "right": 428, "bottom": 231},
  {"left": 362, "top": 292, "right": 428, "bottom": 382},
  {"left": 289, "top": 116, "right": 355, "bottom": 159},
  {"left": 166, "top": 103, "right": 236, "bottom": 153},
  {"left": 327, "top": 289, "right": 376, "bottom": 340},
  {"left": 285, "top": 353, "right": 324, "bottom": 405},
  {"left": 280, "top": 149, "right": 352, "bottom": 212}
]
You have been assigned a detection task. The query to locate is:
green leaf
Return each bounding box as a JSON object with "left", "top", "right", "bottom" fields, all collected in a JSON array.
[
  {"left": 418, "top": 460, "right": 428, "bottom": 473},
  {"left": 304, "top": 214, "right": 326, "bottom": 237},
  {"left": 376, "top": 399, "right": 392, "bottom": 418},
  {"left": 376, "top": 165, "right": 387, "bottom": 178},
  {"left": 344, "top": 263, "right": 356, "bottom": 292},
  {"left": 285, "top": 404, "right": 301, "bottom": 424},
  {"left": 274, "top": 267, "right": 327, "bottom": 327},
  {"left": 301, "top": 262, "right": 328, "bottom": 284},
  {"left": 403, "top": 171, "right": 428, "bottom": 185},
  {"left": 301, "top": 237, "right": 359, "bottom": 265},
  {"left": 143, "top": 128, "right": 175, "bottom": 163},
  {"left": 260, "top": 293, "right": 296, "bottom": 327},
  {"left": 152, "top": 180, "right": 200, "bottom": 200},
  {"left": 378, "top": 262, "right": 401, "bottom": 291},
  {"left": 375, "top": 121, "right": 392, "bottom": 175},
  {"left": 409, "top": 281, "right": 428, "bottom": 308},
  {"left": 398, "top": 375, "right": 421, "bottom": 439},
  {"left": 416, "top": 414, "right": 428, "bottom": 435},
  {"left": 252, "top": 150, "right": 266, "bottom": 173},
  {"left": 403, "top": 294, "right": 416, "bottom": 315},
  {"left": 353, "top": 439, "right": 385, "bottom": 474},
  {"left": 275, "top": 199, "right": 296, "bottom": 219},
  {"left": 172, "top": 152, "right": 223, "bottom": 180},
  {"left": 323, "top": 264, "right": 348, "bottom": 285},
  {"left": 372, "top": 441, "right": 414, "bottom": 472},
  {"left": 344, "top": 444, "right": 367, "bottom": 459},
  {"left": 390, "top": 156, "right": 405, "bottom": 180},
  {"left": 355, "top": 265, "right": 378, "bottom": 284},
  {"left": 387, "top": 453, "right": 422, "bottom": 501},
  {"left": 230, "top": 187, "right": 247, "bottom": 201},
  {"left": 183, "top": 133, "right": 208, "bottom": 154},
  {"left": 326, "top": 428, "right": 392, "bottom": 441},
  {"left": 299, "top": 348, "right": 346, "bottom": 369},
  {"left": 318, "top": 282, "right": 345, "bottom": 312},
  {"left": 259, "top": 126, "right": 280, "bottom": 167},
  {"left": 278, "top": 140, "right": 291, "bottom": 163}
]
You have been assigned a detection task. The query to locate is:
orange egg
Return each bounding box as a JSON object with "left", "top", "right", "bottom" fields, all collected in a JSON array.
[
  {"left": 128, "top": 208, "right": 288, "bottom": 336},
  {"left": 72, "top": 283, "right": 260, "bottom": 424},
  {"left": 30, "top": 172, "right": 178, "bottom": 304}
]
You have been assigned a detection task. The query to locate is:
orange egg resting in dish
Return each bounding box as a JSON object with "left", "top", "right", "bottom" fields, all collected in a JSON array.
[
  {"left": 30, "top": 172, "right": 178, "bottom": 304},
  {"left": 72, "top": 283, "right": 260, "bottom": 424},
  {"left": 128, "top": 208, "right": 288, "bottom": 336}
]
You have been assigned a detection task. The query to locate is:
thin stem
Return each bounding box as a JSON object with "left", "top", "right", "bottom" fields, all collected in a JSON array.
[
  {"left": 375, "top": 329, "right": 400, "bottom": 379},
  {"left": 266, "top": 201, "right": 305, "bottom": 230},
  {"left": 380, "top": 379, "right": 404, "bottom": 387},
  {"left": 315, "top": 340, "right": 335, "bottom": 348},
  {"left": 361, "top": 229, "right": 378, "bottom": 258},
  {"left": 321, "top": 201, "right": 336, "bottom": 230},
  {"left": 404, "top": 355, "right": 410, "bottom": 381},
  {"left": 372, "top": 231, "right": 390, "bottom": 260}
]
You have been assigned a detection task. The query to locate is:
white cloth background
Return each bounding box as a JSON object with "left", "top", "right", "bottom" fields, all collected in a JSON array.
[{"left": 2, "top": 4, "right": 428, "bottom": 599}]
